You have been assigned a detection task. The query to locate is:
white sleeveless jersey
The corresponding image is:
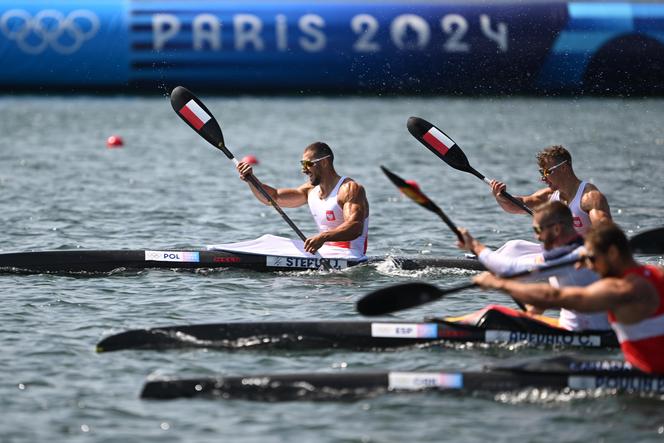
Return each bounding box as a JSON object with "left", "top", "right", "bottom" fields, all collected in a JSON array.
[
  {"left": 307, "top": 176, "right": 369, "bottom": 259},
  {"left": 550, "top": 181, "right": 593, "bottom": 236},
  {"left": 544, "top": 245, "right": 610, "bottom": 331}
]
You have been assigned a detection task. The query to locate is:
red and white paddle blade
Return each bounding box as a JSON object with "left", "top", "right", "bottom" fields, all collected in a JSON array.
[
  {"left": 407, "top": 116, "right": 473, "bottom": 172},
  {"left": 407, "top": 117, "right": 457, "bottom": 157},
  {"left": 170, "top": 86, "right": 229, "bottom": 156}
]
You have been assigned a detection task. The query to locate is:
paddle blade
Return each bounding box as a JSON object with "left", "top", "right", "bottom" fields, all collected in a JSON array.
[
  {"left": 630, "top": 227, "right": 664, "bottom": 254},
  {"left": 407, "top": 117, "right": 483, "bottom": 180},
  {"left": 381, "top": 166, "right": 439, "bottom": 213},
  {"left": 170, "top": 86, "right": 233, "bottom": 159},
  {"left": 356, "top": 282, "right": 444, "bottom": 316}
]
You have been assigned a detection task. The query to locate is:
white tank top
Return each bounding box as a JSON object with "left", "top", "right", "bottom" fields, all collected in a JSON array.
[
  {"left": 307, "top": 176, "right": 369, "bottom": 258},
  {"left": 550, "top": 181, "right": 592, "bottom": 236},
  {"left": 544, "top": 245, "right": 610, "bottom": 331}
]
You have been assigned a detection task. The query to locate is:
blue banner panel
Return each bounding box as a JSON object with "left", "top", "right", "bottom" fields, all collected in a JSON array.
[{"left": 0, "top": 1, "right": 663, "bottom": 93}]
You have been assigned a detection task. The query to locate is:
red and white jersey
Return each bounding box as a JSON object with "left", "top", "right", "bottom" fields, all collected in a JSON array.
[
  {"left": 550, "top": 181, "right": 593, "bottom": 236},
  {"left": 307, "top": 176, "right": 369, "bottom": 258},
  {"left": 609, "top": 265, "right": 664, "bottom": 373}
]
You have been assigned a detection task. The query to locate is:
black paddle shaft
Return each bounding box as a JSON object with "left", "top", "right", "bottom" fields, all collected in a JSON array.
[
  {"left": 170, "top": 86, "right": 331, "bottom": 269},
  {"left": 381, "top": 165, "right": 464, "bottom": 243},
  {"left": 407, "top": 117, "right": 533, "bottom": 216},
  {"left": 356, "top": 256, "right": 590, "bottom": 316}
]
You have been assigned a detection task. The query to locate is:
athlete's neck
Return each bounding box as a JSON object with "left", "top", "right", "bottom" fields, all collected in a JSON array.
[
  {"left": 558, "top": 176, "right": 582, "bottom": 203},
  {"left": 317, "top": 172, "right": 342, "bottom": 198}
]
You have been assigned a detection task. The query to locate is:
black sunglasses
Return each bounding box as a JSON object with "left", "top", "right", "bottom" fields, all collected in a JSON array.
[{"left": 532, "top": 221, "right": 559, "bottom": 234}]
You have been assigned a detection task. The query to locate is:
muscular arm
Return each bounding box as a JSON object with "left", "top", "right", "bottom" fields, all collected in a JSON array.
[
  {"left": 237, "top": 161, "right": 311, "bottom": 208},
  {"left": 581, "top": 186, "right": 612, "bottom": 226},
  {"left": 303, "top": 180, "right": 368, "bottom": 253},
  {"left": 491, "top": 180, "right": 551, "bottom": 214},
  {"left": 474, "top": 272, "right": 659, "bottom": 323}
]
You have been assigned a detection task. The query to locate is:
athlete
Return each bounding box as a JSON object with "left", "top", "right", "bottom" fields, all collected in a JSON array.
[
  {"left": 236, "top": 141, "right": 369, "bottom": 258},
  {"left": 475, "top": 222, "right": 664, "bottom": 374},
  {"left": 457, "top": 201, "right": 609, "bottom": 331},
  {"left": 491, "top": 145, "right": 611, "bottom": 236}
]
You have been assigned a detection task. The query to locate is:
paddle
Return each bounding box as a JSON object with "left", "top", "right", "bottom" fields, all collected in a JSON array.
[
  {"left": 170, "top": 86, "right": 330, "bottom": 270},
  {"left": 357, "top": 225, "right": 664, "bottom": 315},
  {"left": 356, "top": 256, "right": 585, "bottom": 316},
  {"left": 407, "top": 116, "right": 533, "bottom": 216},
  {"left": 629, "top": 227, "right": 664, "bottom": 254},
  {"left": 381, "top": 166, "right": 463, "bottom": 243}
]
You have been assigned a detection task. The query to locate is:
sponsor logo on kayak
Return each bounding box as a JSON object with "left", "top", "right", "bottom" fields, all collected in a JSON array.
[
  {"left": 144, "top": 251, "right": 200, "bottom": 262},
  {"left": 371, "top": 323, "right": 438, "bottom": 339},
  {"left": 485, "top": 330, "right": 602, "bottom": 347},
  {"left": 212, "top": 256, "right": 242, "bottom": 263},
  {"left": 388, "top": 372, "right": 463, "bottom": 390},
  {"left": 265, "top": 256, "right": 347, "bottom": 269},
  {"left": 568, "top": 375, "right": 664, "bottom": 393}
]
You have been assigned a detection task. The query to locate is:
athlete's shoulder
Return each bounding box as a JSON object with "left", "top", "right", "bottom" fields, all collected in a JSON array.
[{"left": 339, "top": 178, "right": 368, "bottom": 203}]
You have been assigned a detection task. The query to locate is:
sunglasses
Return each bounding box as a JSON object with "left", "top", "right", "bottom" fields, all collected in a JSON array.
[
  {"left": 539, "top": 159, "right": 567, "bottom": 178},
  {"left": 300, "top": 155, "right": 330, "bottom": 169},
  {"left": 532, "top": 221, "right": 559, "bottom": 234}
]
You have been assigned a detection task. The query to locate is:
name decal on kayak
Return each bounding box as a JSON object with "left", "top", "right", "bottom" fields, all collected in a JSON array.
[
  {"left": 371, "top": 323, "right": 438, "bottom": 339},
  {"left": 568, "top": 375, "right": 664, "bottom": 393},
  {"left": 266, "top": 256, "right": 347, "bottom": 269},
  {"left": 485, "top": 330, "right": 602, "bottom": 347},
  {"left": 388, "top": 372, "right": 463, "bottom": 390},
  {"left": 144, "top": 251, "right": 201, "bottom": 263}
]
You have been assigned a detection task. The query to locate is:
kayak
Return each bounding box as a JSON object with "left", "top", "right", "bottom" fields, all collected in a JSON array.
[
  {"left": 140, "top": 355, "right": 664, "bottom": 401},
  {"left": 0, "top": 249, "right": 483, "bottom": 274},
  {"left": 96, "top": 311, "right": 618, "bottom": 353}
]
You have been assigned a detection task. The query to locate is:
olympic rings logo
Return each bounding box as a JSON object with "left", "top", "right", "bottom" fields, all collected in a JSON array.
[{"left": 0, "top": 9, "right": 99, "bottom": 55}]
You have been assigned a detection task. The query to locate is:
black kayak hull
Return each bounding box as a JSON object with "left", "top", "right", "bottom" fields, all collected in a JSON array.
[
  {"left": 140, "top": 355, "right": 660, "bottom": 401},
  {"left": 0, "top": 249, "right": 483, "bottom": 274},
  {"left": 96, "top": 319, "right": 618, "bottom": 353}
]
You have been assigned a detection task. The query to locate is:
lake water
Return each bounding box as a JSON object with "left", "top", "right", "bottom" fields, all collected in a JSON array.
[{"left": 1, "top": 95, "right": 664, "bottom": 442}]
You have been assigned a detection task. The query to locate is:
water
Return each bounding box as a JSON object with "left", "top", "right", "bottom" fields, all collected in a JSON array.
[{"left": 1, "top": 95, "right": 664, "bottom": 442}]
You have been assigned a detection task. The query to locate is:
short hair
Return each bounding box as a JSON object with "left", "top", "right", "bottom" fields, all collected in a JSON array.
[
  {"left": 536, "top": 145, "right": 572, "bottom": 168},
  {"left": 534, "top": 201, "right": 574, "bottom": 232},
  {"left": 585, "top": 222, "right": 631, "bottom": 258},
  {"left": 305, "top": 142, "right": 334, "bottom": 163}
]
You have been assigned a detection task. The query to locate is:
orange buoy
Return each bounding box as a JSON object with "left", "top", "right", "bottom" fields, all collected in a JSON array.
[
  {"left": 241, "top": 154, "right": 259, "bottom": 165},
  {"left": 106, "top": 135, "right": 124, "bottom": 148}
]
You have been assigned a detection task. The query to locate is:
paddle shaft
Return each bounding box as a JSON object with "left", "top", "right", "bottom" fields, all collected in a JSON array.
[
  {"left": 432, "top": 207, "right": 464, "bottom": 243},
  {"left": 380, "top": 166, "right": 464, "bottom": 243},
  {"left": 466, "top": 166, "right": 534, "bottom": 216},
  {"left": 440, "top": 256, "right": 587, "bottom": 311},
  {"left": 230, "top": 158, "right": 308, "bottom": 242}
]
